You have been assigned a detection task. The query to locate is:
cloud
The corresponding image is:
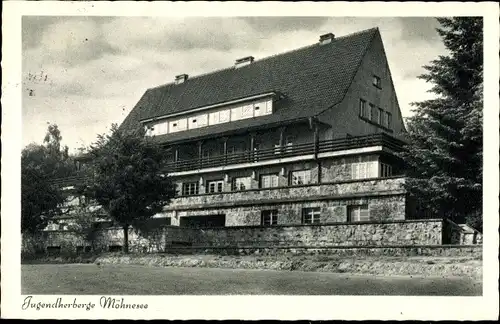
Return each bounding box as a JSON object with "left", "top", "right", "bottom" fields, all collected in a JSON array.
[
  {"left": 398, "top": 17, "right": 442, "bottom": 43},
  {"left": 103, "top": 17, "right": 259, "bottom": 52},
  {"left": 240, "top": 17, "right": 329, "bottom": 34}
]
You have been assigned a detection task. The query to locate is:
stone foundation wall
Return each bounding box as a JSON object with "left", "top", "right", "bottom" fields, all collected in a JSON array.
[
  {"left": 24, "top": 219, "right": 444, "bottom": 255},
  {"left": 190, "top": 219, "right": 443, "bottom": 247},
  {"left": 164, "top": 245, "right": 482, "bottom": 258},
  {"left": 166, "top": 195, "right": 406, "bottom": 227},
  {"left": 161, "top": 178, "right": 407, "bottom": 226}
]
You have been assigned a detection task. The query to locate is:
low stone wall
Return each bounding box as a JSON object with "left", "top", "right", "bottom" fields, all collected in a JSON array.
[
  {"left": 163, "top": 245, "right": 482, "bottom": 258},
  {"left": 190, "top": 219, "right": 443, "bottom": 247},
  {"left": 23, "top": 219, "right": 445, "bottom": 255}
]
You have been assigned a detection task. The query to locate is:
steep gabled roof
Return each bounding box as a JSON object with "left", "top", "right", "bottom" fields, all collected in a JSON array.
[{"left": 120, "top": 28, "right": 379, "bottom": 144}]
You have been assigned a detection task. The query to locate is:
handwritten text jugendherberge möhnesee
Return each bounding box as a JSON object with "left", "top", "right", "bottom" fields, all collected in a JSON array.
[{"left": 22, "top": 296, "right": 149, "bottom": 311}]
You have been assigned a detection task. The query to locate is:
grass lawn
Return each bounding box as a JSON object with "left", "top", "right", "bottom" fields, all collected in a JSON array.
[{"left": 22, "top": 264, "right": 482, "bottom": 295}]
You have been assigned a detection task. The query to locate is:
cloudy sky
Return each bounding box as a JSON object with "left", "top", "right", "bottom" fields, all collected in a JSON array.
[{"left": 22, "top": 16, "right": 446, "bottom": 153}]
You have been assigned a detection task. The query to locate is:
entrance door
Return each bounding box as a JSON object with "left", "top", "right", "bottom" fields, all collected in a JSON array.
[{"left": 180, "top": 214, "right": 226, "bottom": 228}]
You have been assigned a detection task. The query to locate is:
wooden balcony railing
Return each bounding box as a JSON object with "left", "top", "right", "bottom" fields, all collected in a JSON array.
[{"left": 166, "top": 133, "right": 405, "bottom": 172}]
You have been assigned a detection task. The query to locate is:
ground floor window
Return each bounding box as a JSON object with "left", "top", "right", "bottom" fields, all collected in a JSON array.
[
  {"left": 348, "top": 204, "right": 370, "bottom": 222},
  {"left": 109, "top": 245, "right": 123, "bottom": 252},
  {"left": 46, "top": 246, "right": 61, "bottom": 255},
  {"left": 232, "top": 176, "right": 252, "bottom": 191},
  {"left": 180, "top": 214, "right": 226, "bottom": 228},
  {"left": 290, "top": 169, "right": 312, "bottom": 185},
  {"left": 182, "top": 182, "right": 199, "bottom": 196},
  {"left": 302, "top": 207, "right": 321, "bottom": 224},
  {"left": 207, "top": 179, "right": 224, "bottom": 193},
  {"left": 261, "top": 210, "right": 278, "bottom": 225},
  {"left": 351, "top": 162, "right": 377, "bottom": 179},
  {"left": 260, "top": 173, "right": 279, "bottom": 188},
  {"left": 380, "top": 163, "right": 393, "bottom": 177}
]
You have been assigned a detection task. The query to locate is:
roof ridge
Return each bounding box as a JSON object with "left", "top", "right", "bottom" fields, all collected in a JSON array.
[{"left": 148, "top": 27, "right": 379, "bottom": 91}]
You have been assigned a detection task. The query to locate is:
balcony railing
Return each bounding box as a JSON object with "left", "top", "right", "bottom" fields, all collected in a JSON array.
[{"left": 165, "top": 133, "right": 405, "bottom": 172}]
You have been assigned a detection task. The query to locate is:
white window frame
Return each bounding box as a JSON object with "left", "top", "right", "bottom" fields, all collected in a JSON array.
[
  {"left": 261, "top": 210, "right": 278, "bottom": 226},
  {"left": 290, "top": 169, "right": 312, "bottom": 185},
  {"left": 260, "top": 173, "right": 279, "bottom": 189},
  {"left": 351, "top": 162, "right": 377, "bottom": 180},
  {"left": 232, "top": 177, "right": 251, "bottom": 191},
  {"left": 207, "top": 180, "right": 224, "bottom": 193},
  {"left": 349, "top": 205, "right": 370, "bottom": 222},
  {"left": 302, "top": 207, "right": 321, "bottom": 224},
  {"left": 182, "top": 182, "right": 199, "bottom": 196},
  {"left": 285, "top": 136, "right": 294, "bottom": 153}
]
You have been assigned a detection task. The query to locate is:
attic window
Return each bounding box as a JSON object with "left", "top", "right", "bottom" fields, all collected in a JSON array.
[
  {"left": 192, "top": 119, "right": 197, "bottom": 123},
  {"left": 372, "top": 75, "right": 381, "bottom": 88},
  {"left": 254, "top": 106, "right": 260, "bottom": 110},
  {"left": 172, "top": 123, "right": 177, "bottom": 127}
]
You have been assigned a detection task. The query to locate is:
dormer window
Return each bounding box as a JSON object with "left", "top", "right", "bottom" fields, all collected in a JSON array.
[
  {"left": 192, "top": 119, "right": 197, "bottom": 123},
  {"left": 254, "top": 106, "right": 260, "bottom": 110},
  {"left": 172, "top": 123, "right": 177, "bottom": 127},
  {"left": 372, "top": 75, "right": 381, "bottom": 89}
]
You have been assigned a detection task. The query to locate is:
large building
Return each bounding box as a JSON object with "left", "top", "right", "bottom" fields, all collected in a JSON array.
[
  {"left": 115, "top": 27, "right": 408, "bottom": 228},
  {"left": 32, "top": 27, "right": 477, "bottom": 255}
]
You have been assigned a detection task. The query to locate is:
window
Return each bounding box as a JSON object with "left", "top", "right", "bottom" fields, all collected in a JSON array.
[
  {"left": 302, "top": 207, "right": 321, "bottom": 224},
  {"left": 169, "top": 119, "right": 187, "bottom": 133},
  {"left": 380, "top": 163, "right": 393, "bottom": 177},
  {"left": 378, "top": 108, "right": 384, "bottom": 125},
  {"left": 241, "top": 105, "right": 253, "bottom": 119},
  {"left": 261, "top": 210, "right": 278, "bottom": 225},
  {"left": 285, "top": 136, "right": 294, "bottom": 152},
  {"left": 231, "top": 106, "right": 243, "bottom": 121},
  {"left": 372, "top": 75, "right": 381, "bottom": 88},
  {"left": 348, "top": 205, "right": 370, "bottom": 222},
  {"left": 232, "top": 176, "right": 251, "bottom": 191},
  {"left": 290, "top": 169, "right": 312, "bottom": 185},
  {"left": 265, "top": 100, "right": 273, "bottom": 114},
  {"left": 209, "top": 109, "right": 230, "bottom": 125},
  {"left": 260, "top": 174, "right": 279, "bottom": 188},
  {"left": 227, "top": 146, "right": 236, "bottom": 155},
  {"left": 386, "top": 112, "right": 392, "bottom": 129},
  {"left": 371, "top": 104, "right": 378, "bottom": 122},
  {"left": 207, "top": 180, "right": 224, "bottom": 193},
  {"left": 359, "top": 99, "right": 367, "bottom": 117},
  {"left": 188, "top": 114, "right": 208, "bottom": 129},
  {"left": 351, "top": 162, "right": 377, "bottom": 180},
  {"left": 381, "top": 112, "right": 389, "bottom": 127},
  {"left": 220, "top": 110, "right": 230, "bottom": 123},
  {"left": 182, "top": 182, "right": 199, "bottom": 196}
]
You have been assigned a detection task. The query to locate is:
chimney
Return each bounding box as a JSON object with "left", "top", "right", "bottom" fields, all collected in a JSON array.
[
  {"left": 234, "top": 56, "right": 254, "bottom": 68},
  {"left": 319, "top": 33, "right": 335, "bottom": 45},
  {"left": 175, "top": 74, "right": 188, "bottom": 84}
]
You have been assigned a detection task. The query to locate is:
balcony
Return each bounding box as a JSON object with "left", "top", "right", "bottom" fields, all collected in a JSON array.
[{"left": 165, "top": 133, "right": 405, "bottom": 173}]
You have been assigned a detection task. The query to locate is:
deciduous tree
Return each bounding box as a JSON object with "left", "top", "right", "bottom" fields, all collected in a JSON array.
[
  {"left": 81, "top": 124, "right": 175, "bottom": 253},
  {"left": 399, "top": 18, "right": 483, "bottom": 230}
]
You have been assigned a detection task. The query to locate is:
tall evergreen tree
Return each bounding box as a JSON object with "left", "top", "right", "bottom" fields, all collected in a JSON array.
[
  {"left": 81, "top": 124, "right": 176, "bottom": 253},
  {"left": 400, "top": 17, "right": 483, "bottom": 230}
]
